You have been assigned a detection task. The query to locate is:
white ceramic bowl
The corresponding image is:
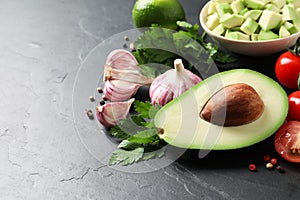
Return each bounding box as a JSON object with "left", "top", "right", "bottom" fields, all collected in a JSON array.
[{"left": 199, "top": 1, "right": 300, "bottom": 56}]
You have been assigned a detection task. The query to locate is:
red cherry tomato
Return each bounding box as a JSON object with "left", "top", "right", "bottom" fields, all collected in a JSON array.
[
  {"left": 275, "top": 51, "right": 300, "bottom": 89},
  {"left": 274, "top": 121, "right": 300, "bottom": 163},
  {"left": 288, "top": 91, "right": 300, "bottom": 121}
]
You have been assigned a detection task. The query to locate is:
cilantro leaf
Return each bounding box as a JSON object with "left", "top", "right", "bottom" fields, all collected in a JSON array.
[
  {"left": 177, "top": 21, "right": 237, "bottom": 64},
  {"left": 142, "top": 148, "right": 165, "bottom": 161},
  {"left": 109, "top": 121, "right": 131, "bottom": 141},
  {"left": 138, "top": 63, "right": 170, "bottom": 78},
  {"left": 118, "top": 140, "right": 141, "bottom": 150},
  {"left": 109, "top": 147, "right": 144, "bottom": 166},
  {"left": 134, "top": 101, "right": 160, "bottom": 119},
  {"left": 128, "top": 129, "right": 160, "bottom": 145},
  {"left": 133, "top": 22, "right": 236, "bottom": 79},
  {"left": 109, "top": 115, "right": 146, "bottom": 140},
  {"left": 108, "top": 100, "right": 164, "bottom": 166}
]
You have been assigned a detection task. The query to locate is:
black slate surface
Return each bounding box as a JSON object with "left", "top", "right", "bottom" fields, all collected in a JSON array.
[{"left": 1, "top": 0, "right": 300, "bottom": 199}]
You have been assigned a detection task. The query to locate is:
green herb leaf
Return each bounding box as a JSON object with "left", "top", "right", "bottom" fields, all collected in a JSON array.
[
  {"left": 108, "top": 101, "right": 164, "bottom": 166},
  {"left": 138, "top": 63, "right": 170, "bottom": 78},
  {"left": 134, "top": 101, "right": 160, "bottom": 119},
  {"left": 142, "top": 148, "right": 165, "bottom": 161},
  {"left": 109, "top": 147, "right": 144, "bottom": 166},
  {"left": 118, "top": 140, "right": 141, "bottom": 150},
  {"left": 128, "top": 129, "right": 159, "bottom": 144},
  {"left": 109, "top": 121, "right": 131, "bottom": 140},
  {"left": 109, "top": 116, "right": 146, "bottom": 140},
  {"left": 133, "top": 21, "right": 236, "bottom": 79}
]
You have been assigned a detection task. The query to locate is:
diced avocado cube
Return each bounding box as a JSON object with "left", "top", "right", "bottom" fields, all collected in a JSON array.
[
  {"left": 225, "top": 29, "right": 231, "bottom": 37},
  {"left": 206, "top": 13, "right": 220, "bottom": 30},
  {"left": 227, "top": 31, "right": 250, "bottom": 40},
  {"left": 282, "top": 4, "right": 297, "bottom": 20},
  {"left": 271, "top": 0, "right": 286, "bottom": 9},
  {"left": 220, "top": 14, "right": 244, "bottom": 28},
  {"left": 265, "top": 4, "right": 281, "bottom": 12},
  {"left": 216, "top": 3, "right": 233, "bottom": 16},
  {"left": 243, "top": 10, "right": 262, "bottom": 20},
  {"left": 293, "top": 18, "right": 300, "bottom": 30},
  {"left": 283, "top": 21, "right": 294, "bottom": 29},
  {"left": 240, "top": 8, "right": 250, "bottom": 15},
  {"left": 231, "top": 0, "right": 245, "bottom": 14},
  {"left": 208, "top": 2, "right": 217, "bottom": 15},
  {"left": 261, "top": 0, "right": 272, "bottom": 3},
  {"left": 284, "top": 21, "right": 299, "bottom": 33},
  {"left": 215, "top": 0, "right": 235, "bottom": 3},
  {"left": 258, "top": 30, "right": 279, "bottom": 40},
  {"left": 279, "top": 26, "right": 291, "bottom": 37},
  {"left": 244, "top": 0, "right": 266, "bottom": 9},
  {"left": 296, "top": 7, "right": 300, "bottom": 18},
  {"left": 258, "top": 10, "right": 282, "bottom": 31},
  {"left": 251, "top": 33, "right": 259, "bottom": 40},
  {"left": 241, "top": 18, "right": 259, "bottom": 35},
  {"left": 212, "top": 24, "right": 226, "bottom": 35},
  {"left": 207, "top": 12, "right": 218, "bottom": 21}
]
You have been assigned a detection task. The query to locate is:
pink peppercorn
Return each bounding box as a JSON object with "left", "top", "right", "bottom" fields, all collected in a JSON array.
[
  {"left": 249, "top": 164, "right": 257, "bottom": 172},
  {"left": 264, "top": 155, "right": 270, "bottom": 162},
  {"left": 270, "top": 158, "right": 278, "bottom": 166}
]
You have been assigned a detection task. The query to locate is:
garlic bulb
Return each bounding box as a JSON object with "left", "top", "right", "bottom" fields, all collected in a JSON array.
[
  {"left": 96, "top": 98, "right": 135, "bottom": 128},
  {"left": 149, "top": 59, "right": 201, "bottom": 106},
  {"left": 103, "top": 49, "right": 153, "bottom": 102}
]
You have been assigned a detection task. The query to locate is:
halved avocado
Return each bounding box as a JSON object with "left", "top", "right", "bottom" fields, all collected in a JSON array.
[{"left": 154, "top": 69, "right": 288, "bottom": 150}]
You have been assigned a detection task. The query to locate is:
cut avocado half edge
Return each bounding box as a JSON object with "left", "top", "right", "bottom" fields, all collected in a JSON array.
[{"left": 154, "top": 69, "right": 288, "bottom": 150}]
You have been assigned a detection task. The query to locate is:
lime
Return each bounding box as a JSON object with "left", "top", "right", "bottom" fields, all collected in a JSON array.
[{"left": 132, "top": 0, "right": 186, "bottom": 30}]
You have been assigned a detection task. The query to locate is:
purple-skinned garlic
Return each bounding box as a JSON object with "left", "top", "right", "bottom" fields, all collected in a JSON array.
[
  {"left": 103, "top": 49, "right": 153, "bottom": 102},
  {"left": 96, "top": 98, "right": 135, "bottom": 128},
  {"left": 149, "top": 59, "right": 201, "bottom": 106}
]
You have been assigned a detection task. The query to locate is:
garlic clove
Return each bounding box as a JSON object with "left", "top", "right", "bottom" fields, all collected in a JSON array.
[
  {"left": 104, "top": 67, "right": 153, "bottom": 85},
  {"left": 149, "top": 59, "right": 201, "bottom": 106},
  {"left": 104, "top": 80, "right": 142, "bottom": 102},
  {"left": 103, "top": 49, "right": 154, "bottom": 102},
  {"left": 96, "top": 98, "right": 135, "bottom": 128},
  {"left": 149, "top": 77, "right": 175, "bottom": 106},
  {"left": 105, "top": 49, "right": 139, "bottom": 71},
  {"left": 104, "top": 49, "right": 139, "bottom": 82}
]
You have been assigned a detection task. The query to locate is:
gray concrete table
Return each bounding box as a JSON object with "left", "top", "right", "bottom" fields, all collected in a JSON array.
[{"left": 0, "top": 0, "right": 299, "bottom": 199}]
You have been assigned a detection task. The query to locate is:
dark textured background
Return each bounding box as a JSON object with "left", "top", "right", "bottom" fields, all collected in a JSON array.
[{"left": 1, "top": 0, "right": 300, "bottom": 199}]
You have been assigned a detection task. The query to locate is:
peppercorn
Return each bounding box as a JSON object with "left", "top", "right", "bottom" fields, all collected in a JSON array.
[
  {"left": 263, "top": 155, "right": 270, "bottom": 162},
  {"left": 100, "top": 100, "right": 105, "bottom": 105},
  {"left": 89, "top": 96, "right": 95, "bottom": 102},
  {"left": 86, "top": 109, "right": 94, "bottom": 120},
  {"left": 266, "top": 163, "right": 273, "bottom": 170},
  {"left": 97, "top": 87, "right": 103, "bottom": 93},
  {"left": 270, "top": 158, "right": 278, "bottom": 166},
  {"left": 102, "top": 95, "right": 108, "bottom": 101},
  {"left": 248, "top": 164, "right": 257, "bottom": 172},
  {"left": 276, "top": 165, "right": 285, "bottom": 173}
]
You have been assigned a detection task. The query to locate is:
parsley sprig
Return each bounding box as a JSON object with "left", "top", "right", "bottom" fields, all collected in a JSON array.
[
  {"left": 133, "top": 21, "right": 236, "bottom": 77},
  {"left": 108, "top": 101, "right": 165, "bottom": 166}
]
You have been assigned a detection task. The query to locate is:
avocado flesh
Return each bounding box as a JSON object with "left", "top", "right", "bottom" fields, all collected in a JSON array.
[{"left": 154, "top": 69, "right": 288, "bottom": 150}]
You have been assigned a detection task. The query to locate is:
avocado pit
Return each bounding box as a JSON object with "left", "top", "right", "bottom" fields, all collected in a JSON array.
[{"left": 200, "top": 83, "right": 264, "bottom": 126}]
